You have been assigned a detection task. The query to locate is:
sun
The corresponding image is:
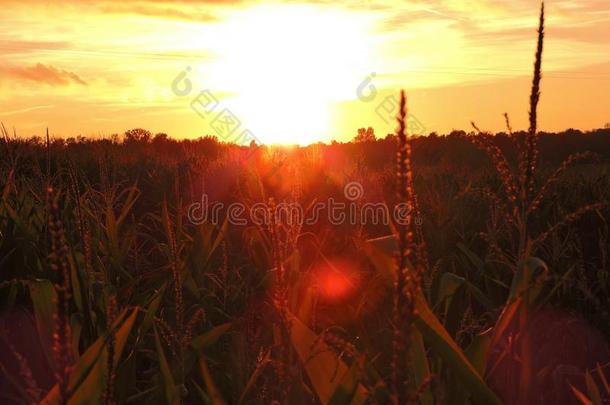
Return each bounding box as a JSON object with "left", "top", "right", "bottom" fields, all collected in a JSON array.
[{"left": 207, "top": 4, "right": 375, "bottom": 145}]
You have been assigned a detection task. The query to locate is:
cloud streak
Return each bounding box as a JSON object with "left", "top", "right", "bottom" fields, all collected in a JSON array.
[
  {"left": 0, "top": 63, "right": 87, "bottom": 86},
  {"left": 0, "top": 105, "right": 54, "bottom": 116},
  {"left": 100, "top": 3, "right": 219, "bottom": 22},
  {"left": 0, "top": 39, "right": 72, "bottom": 56}
]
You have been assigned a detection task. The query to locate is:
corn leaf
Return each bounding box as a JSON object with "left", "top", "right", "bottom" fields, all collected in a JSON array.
[
  {"left": 585, "top": 370, "right": 603, "bottom": 405},
  {"left": 154, "top": 325, "right": 180, "bottom": 405},
  {"left": 363, "top": 236, "right": 502, "bottom": 405},
  {"left": 29, "top": 279, "right": 57, "bottom": 368},
  {"left": 198, "top": 354, "right": 225, "bottom": 405},
  {"left": 41, "top": 307, "right": 138, "bottom": 405},
  {"left": 190, "top": 323, "right": 232, "bottom": 352},
  {"left": 289, "top": 313, "right": 369, "bottom": 405},
  {"left": 570, "top": 384, "right": 594, "bottom": 405}
]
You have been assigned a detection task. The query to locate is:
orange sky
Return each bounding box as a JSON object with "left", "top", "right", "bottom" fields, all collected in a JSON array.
[{"left": 0, "top": 0, "right": 609, "bottom": 144}]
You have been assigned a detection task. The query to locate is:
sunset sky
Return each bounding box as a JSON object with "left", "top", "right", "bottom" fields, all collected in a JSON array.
[{"left": 1, "top": 0, "right": 609, "bottom": 144}]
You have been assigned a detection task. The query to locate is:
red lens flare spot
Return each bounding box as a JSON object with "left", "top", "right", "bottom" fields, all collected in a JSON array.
[
  {"left": 320, "top": 272, "right": 351, "bottom": 298},
  {"left": 313, "top": 259, "right": 360, "bottom": 302}
]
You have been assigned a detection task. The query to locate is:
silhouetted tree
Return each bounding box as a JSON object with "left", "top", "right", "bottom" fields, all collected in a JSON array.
[
  {"left": 354, "top": 127, "right": 376, "bottom": 143},
  {"left": 154, "top": 132, "right": 169, "bottom": 142},
  {"left": 124, "top": 128, "right": 152, "bottom": 143}
]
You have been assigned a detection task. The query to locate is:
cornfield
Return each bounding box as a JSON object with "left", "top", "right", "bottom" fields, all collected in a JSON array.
[{"left": 1, "top": 4, "right": 609, "bottom": 405}]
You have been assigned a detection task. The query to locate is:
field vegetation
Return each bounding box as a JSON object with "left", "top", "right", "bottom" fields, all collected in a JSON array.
[{"left": 1, "top": 5, "right": 609, "bottom": 405}]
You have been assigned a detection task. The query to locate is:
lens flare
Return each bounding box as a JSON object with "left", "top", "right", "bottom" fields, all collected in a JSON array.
[{"left": 313, "top": 259, "right": 360, "bottom": 302}]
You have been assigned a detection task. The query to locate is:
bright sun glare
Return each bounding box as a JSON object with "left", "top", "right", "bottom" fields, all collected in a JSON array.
[{"left": 207, "top": 4, "right": 375, "bottom": 145}]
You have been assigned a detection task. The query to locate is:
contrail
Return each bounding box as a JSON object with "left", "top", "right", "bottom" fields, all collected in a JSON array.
[{"left": 0, "top": 105, "right": 54, "bottom": 116}]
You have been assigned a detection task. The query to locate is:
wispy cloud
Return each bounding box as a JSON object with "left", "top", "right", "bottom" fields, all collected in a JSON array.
[
  {"left": 0, "top": 105, "right": 54, "bottom": 116},
  {"left": 0, "top": 63, "right": 87, "bottom": 86},
  {"left": 100, "top": 3, "right": 219, "bottom": 22},
  {"left": 0, "top": 39, "right": 72, "bottom": 56}
]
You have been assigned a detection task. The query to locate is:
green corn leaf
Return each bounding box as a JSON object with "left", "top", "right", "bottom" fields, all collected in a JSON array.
[
  {"left": 190, "top": 323, "right": 232, "bottom": 352},
  {"left": 198, "top": 354, "right": 225, "bottom": 405},
  {"left": 410, "top": 329, "right": 433, "bottom": 405},
  {"left": 41, "top": 307, "right": 138, "bottom": 404},
  {"left": 414, "top": 291, "right": 502, "bottom": 405},
  {"left": 362, "top": 236, "right": 503, "bottom": 405},
  {"left": 289, "top": 313, "right": 369, "bottom": 405},
  {"left": 154, "top": 325, "right": 180, "bottom": 405},
  {"left": 238, "top": 349, "right": 271, "bottom": 405},
  {"left": 140, "top": 284, "right": 166, "bottom": 335},
  {"left": 29, "top": 279, "right": 57, "bottom": 368}
]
